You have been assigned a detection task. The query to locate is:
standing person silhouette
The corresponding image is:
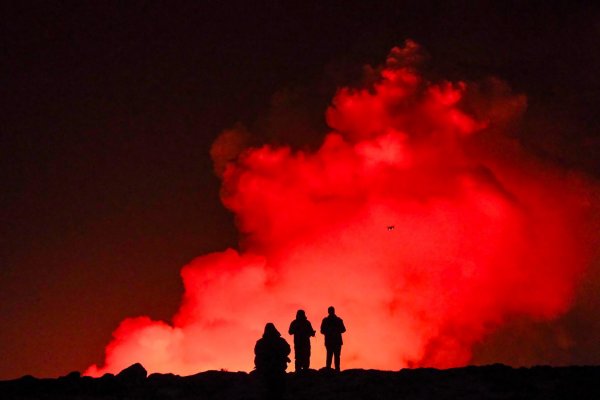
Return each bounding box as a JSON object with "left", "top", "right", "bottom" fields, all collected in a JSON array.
[
  {"left": 254, "top": 323, "right": 291, "bottom": 400},
  {"left": 288, "top": 309, "right": 316, "bottom": 372},
  {"left": 320, "top": 306, "right": 346, "bottom": 371}
]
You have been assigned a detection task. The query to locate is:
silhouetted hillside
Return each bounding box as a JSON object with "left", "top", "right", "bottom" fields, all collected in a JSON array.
[{"left": 1, "top": 363, "right": 599, "bottom": 399}]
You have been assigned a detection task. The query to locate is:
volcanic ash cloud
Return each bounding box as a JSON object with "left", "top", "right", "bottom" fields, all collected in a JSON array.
[{"left": 86, "top": 41, "right": 599, "bottom": 376}]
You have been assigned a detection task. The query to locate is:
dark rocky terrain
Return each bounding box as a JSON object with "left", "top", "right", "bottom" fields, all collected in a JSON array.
[{"left": 1, "top": 363, "right": 599, "bottom": 399}]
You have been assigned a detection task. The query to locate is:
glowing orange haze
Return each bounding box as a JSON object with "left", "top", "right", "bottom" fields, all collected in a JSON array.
[{"left": 86, "top": 41, "right": 598, "bottom": 376}]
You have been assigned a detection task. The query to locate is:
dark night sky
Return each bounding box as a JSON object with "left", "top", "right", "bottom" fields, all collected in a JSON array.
[{"left": 2, "top": 1, "right": 599, "bottom": 379}]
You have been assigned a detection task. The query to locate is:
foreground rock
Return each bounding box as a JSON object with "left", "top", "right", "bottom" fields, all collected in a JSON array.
[{"left": 1, "top": 364, "right": 599, "bottom": 399}]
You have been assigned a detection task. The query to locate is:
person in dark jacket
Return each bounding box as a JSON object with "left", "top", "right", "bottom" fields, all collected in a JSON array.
[
  {"left": 320, "top": 306, "right": 346, "bottom": 371},
  {"left": 288, "top": 309, "right": 316, "bottom": 371},
  {"left": 254, "top": 323, "right": 291, "bottom": 399}
]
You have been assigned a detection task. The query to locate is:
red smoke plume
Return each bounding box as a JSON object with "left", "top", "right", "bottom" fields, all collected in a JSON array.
[{"left": 86, "top": 41, "right": 598, "bottom": 376}]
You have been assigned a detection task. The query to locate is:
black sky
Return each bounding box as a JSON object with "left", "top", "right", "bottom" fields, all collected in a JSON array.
[{"left": 1, "top": 1, "right": 599, "bottom": 379}]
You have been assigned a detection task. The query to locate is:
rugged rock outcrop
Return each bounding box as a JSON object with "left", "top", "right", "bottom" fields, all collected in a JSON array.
[{"left": 1, "top": 364, "right": 599, "bottom": 399}]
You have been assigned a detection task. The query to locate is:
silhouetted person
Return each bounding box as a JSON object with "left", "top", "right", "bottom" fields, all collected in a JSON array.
[
  {"left": 320, "top": 306, "right": 346, "bottom": 371},
  {"left": 288, "top": 309, "right": 316, "bottom": 371},
  {"left": 254, "top": 323, "right": 291, "bottom": 399}
]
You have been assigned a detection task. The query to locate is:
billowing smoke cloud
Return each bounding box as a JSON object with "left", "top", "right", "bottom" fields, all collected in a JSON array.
[{"left": 86, "top": 41, "right": 599, "bottom": 376}]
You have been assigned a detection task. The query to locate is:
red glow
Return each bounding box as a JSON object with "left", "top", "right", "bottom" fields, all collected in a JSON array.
[{"left": 86, "top": 41, "right": 598, "bottom": 376}]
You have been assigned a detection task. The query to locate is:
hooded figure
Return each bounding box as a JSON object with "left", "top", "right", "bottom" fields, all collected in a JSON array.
[
  {"left": 254, "top": 323, "right": 291, "bottom": 373},
  {"left": 288, "top": 310, "right": 316, "bottom": 371},
  {"left": 254, "top": 323, "right": 291, "bottom": 399}
]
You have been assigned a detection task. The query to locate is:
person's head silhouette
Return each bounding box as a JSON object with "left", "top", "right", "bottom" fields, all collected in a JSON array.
[
  {"left": 263, "top": 322, "right": 281, "bottom": 338},
  {"left": 296, "top": 309, "right": 306, "bottom": 319},
  {"left": 328, "top": 306, "right": 335, "bottom": 316}
]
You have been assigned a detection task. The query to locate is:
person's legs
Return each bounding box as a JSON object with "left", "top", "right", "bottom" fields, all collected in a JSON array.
[
  {"left": 301, "top": 346, "right": 310, "bottom": 370},
  {"left": 333, "top": 345, "right": 341, "bottom": 371},
  {"left": 296, "top": 345, "right": 309, "bottom": 371},
  {"left": 325, "top": 346, "right": 333, "bottom": 369}
]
